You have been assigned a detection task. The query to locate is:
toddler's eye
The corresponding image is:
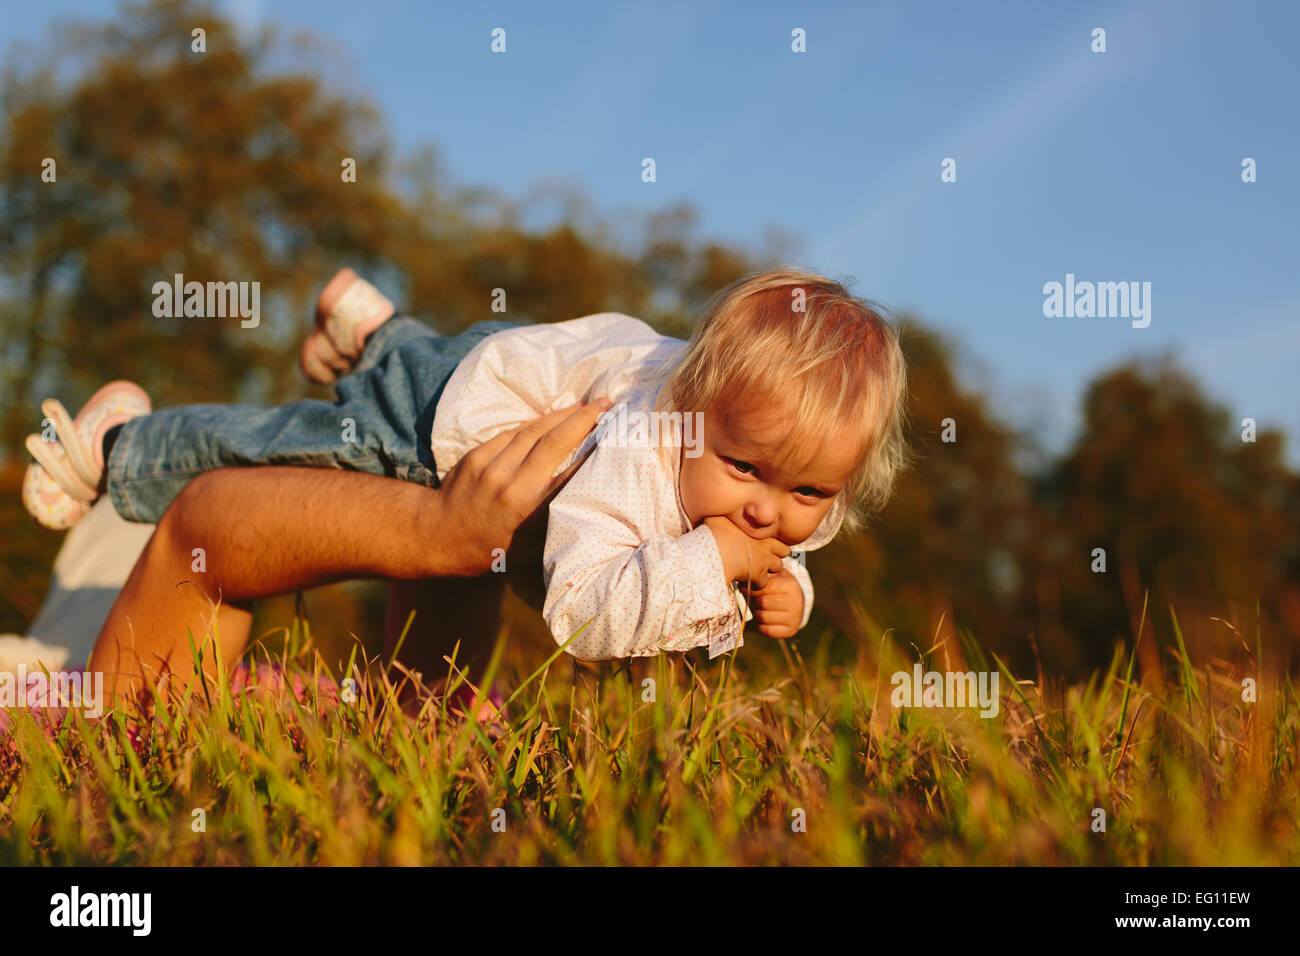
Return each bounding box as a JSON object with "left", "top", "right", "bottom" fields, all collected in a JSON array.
[
  {"left": 727, "top": 458, "right": 756, "bottom": 476},
  {"left": 796, "top": 487, "right": 829, "bottom": 499}
]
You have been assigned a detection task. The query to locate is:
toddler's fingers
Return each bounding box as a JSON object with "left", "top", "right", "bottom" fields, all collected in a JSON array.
[{"left": 766, "top": 538, "right": 792, "bottom": 559}]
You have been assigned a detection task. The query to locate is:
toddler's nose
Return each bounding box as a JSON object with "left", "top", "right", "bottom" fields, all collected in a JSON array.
[{"left": 741, "top": 496, "right": 779, "bottom": 532}]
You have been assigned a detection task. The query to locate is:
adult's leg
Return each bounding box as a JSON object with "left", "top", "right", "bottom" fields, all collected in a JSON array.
[
  {"left": 92, "top": 467, "right": 452, "bottom": 709},
  {"left": 92, "top": 398, "right": 612, "bottom": 710}
]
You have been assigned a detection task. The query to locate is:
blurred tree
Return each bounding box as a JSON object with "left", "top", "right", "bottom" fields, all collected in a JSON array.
[
  {"left": 1040, "top": 356, "right": 1299, "bottom": 676},
  {"left": 0, "top": 0, "right": 425, "bottom": 642},
  {"left": 0, "top": 0, "right": 419, "bottom": 446}
]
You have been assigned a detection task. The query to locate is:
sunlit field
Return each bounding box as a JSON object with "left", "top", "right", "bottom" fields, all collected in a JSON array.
[{"left": 3, "top": 598, "right": 1294, "bottom": 866}]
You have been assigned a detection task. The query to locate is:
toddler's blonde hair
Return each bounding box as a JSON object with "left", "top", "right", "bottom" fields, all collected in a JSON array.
[{"left": 652, "top": 268, "right": 909, "bottom": 534}]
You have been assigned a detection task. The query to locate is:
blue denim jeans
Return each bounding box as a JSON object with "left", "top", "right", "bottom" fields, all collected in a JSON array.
[{"left": 106, "top": 316, "right": 522, "bottom": 523}]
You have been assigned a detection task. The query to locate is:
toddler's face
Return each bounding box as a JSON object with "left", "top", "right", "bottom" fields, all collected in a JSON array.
[{"left": 677, "top": 388, "right": 863, "bottom": 546}]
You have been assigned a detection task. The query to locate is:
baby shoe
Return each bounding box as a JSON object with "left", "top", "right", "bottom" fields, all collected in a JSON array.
[
  {"left": 22, "top": 381, "right": 151, "bottom": 530},
  {"left": 299, "top": 268, "right": 395, "bottom": 384}
]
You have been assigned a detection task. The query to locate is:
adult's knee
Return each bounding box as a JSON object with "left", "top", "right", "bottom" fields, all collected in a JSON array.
[
  {"left": 148, "top": 472, "right": 239, "bottom": 588},
  {"left": 154, "top": 473, "right": 214, "bottom": 546}
]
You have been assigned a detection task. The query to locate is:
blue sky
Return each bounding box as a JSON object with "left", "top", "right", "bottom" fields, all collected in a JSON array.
[{"left": 4, "top": 0, "right": 1298, "bottom": 462}]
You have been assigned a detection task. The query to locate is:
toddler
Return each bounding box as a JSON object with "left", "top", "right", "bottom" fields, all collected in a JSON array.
[{"left": 22, "top": 269, "right": 908, "bottom": 661}]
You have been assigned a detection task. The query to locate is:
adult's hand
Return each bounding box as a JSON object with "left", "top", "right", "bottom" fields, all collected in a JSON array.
[{"left": 428, "top": 397, "right": 612, "bottom": 577}]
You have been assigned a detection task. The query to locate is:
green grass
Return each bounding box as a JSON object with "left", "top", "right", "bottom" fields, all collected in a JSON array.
[{"left": 1, "top": 603, "right": 1297, "bottom": 865}]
